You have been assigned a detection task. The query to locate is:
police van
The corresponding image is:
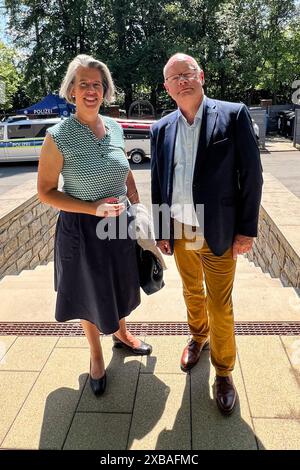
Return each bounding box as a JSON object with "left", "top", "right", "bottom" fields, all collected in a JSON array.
[
  {"left": 0, "top": 117, "right": 61, "bottom": 162},
  {"left": 0, "top": 116, "right": 152, "bottom": 164}
]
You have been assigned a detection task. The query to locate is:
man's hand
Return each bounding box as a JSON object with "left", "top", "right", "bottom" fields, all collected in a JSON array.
[
  {"left": 157, "top": 240, "right": 172, "bottom": 255},
  {"left": 232, "top": 234, "right": 254, "bottom": 260}
]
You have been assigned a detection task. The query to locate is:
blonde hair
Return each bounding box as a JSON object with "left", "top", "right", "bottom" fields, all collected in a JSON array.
[{"left": 59, "top": 54, "right": 115, "bottom": 104}]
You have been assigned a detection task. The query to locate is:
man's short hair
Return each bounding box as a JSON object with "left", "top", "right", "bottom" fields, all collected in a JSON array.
[{"left": 163, "top": 53, "right": 202, "bottom": 79}]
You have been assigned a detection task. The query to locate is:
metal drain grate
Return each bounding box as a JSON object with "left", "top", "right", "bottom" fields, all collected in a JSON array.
[{"left": 0, "top": 321, "right": 300, "bottom": 336}]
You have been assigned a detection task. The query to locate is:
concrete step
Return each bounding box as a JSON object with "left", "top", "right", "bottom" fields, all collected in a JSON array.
[
  {"left": 165, "top": 277, "right": 283, "bottom": 289},
  {"left": 0, "top": 288, "right": 57, "bottom": 322},
  {"left": 0, "top": 280, "right": 55, "bottom": 289},
  {"left": 1, "top": 256, "right": 299, "bottom": 323},
  {"left": 0, "top": 273, "right": 283, "bottom": 290},
  {"left": 1, "top": 267, "right": 55, "bottom": 282},
  {"left": 130, "top": 285, "right": 300, "bottom": 322},
  {"left": 0, "top": 257, "right": 282, "bottom": 289},
  {"left": 33, "top": 263, "right": 52, "bottom": 271},
  {"left": 0, "top": 281, "right": 299, "bottom": 323}
]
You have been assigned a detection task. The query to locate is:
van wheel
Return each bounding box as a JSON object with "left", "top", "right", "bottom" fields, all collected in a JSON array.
[{"left": 131, "top": 151, "right": 144, "bottom": 164}]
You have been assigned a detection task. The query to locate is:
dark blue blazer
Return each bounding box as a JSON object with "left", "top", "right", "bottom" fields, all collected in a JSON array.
[{"left": 150, "top": 97, "right": 263, "bottom": 256}]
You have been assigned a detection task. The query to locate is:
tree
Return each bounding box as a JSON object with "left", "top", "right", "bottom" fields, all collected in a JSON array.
[
  {"left": 258, "top": 0, "right": 297, "bottom": 103},
  {"left": 0, "top": 40, "right": 22, "bottom": 110},
  {"left": 3, "top": 0, "right": 300, "bottom": 110}
]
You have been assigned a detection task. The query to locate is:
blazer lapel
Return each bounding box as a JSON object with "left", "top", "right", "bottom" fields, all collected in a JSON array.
[
  {"left": 194, "top": 97, "right": 217, "bottom": 178},
  {"left": 164, "top": 112, "right": 179, "bottom": 203},
  {"left": 205, "top": 101, "right": 217, "bottom": 147}
]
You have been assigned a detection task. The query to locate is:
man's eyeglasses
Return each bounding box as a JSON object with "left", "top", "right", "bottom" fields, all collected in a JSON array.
[{"left": 165, "top": 69, "right": 199, "bottom": 84}]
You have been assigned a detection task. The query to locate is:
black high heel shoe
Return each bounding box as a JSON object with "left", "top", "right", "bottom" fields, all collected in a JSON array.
[
  {"left": 89, "top": 361, "right": 106, "bottom": 396},
  {"left": 112, "top": 334, "right": 152, "bottom": 356}
]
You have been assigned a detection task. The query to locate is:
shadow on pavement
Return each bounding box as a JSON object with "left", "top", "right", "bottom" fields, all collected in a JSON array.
[{"left": 38, "top": 347, "right": 264, "bottom": 450}]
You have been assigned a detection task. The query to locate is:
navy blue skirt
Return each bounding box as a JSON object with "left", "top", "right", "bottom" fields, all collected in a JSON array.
[{"left": 54, "top": 210, "right": 141, "bottom": 334}]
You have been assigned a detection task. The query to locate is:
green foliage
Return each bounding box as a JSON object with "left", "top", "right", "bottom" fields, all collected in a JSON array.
[
  {"left": 3, "top": 0, "right": 300, "bottom": 111},
  {"left": 0, "top": 40, "right": 22, "bottom": 109}
]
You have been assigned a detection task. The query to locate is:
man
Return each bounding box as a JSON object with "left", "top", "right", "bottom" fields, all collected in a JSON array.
[{"left": 151, "top": 53, "right": 263, "bottom": 415}]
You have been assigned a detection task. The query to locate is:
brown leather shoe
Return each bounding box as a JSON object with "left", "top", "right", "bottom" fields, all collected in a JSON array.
[
  {"left": 215, "top": 375, "right": 237, "bottom": 415},
  {"left": 180, "top": 338, "right": 209, "bottom": 372}
]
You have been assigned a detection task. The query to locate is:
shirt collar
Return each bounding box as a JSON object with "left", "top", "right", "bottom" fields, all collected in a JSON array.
[{"left": 178, "top": 95, "right": 206, "bottom": 125}]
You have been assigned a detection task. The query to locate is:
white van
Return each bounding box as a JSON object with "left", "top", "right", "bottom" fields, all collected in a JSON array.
[
  {"left": 0, "top": 117, "right": 61, "bottom": 162},
  {"left": 0, "top": 116, "right": 151, "bottom": 164},
  {"left": 123, "top": 128, "right": 150, "bottom": 164}
]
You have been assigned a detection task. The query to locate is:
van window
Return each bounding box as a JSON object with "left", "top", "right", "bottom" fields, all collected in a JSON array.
[
  {"left": 0, "top": 126, "right": 4, "bottom": 140},
  {"left": 35, "top": 123, "right": 56, "bottom": 138},
  {"left": 123, "top": 129, "right": 150, "bottom": 140},
  {"left": 7, "top": 124, "right": 31, "bottom": 139},
  {"left": 7, "top": 123, "right": 55, "bottom": 140}
]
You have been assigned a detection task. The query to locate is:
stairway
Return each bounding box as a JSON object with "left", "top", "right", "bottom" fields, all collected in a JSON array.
[{"left": 0, "top": 256, "right": 299, "bottom": 323}]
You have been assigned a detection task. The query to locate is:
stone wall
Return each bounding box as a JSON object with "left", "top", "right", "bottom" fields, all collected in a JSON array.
[
  {"left": 0, "top": 181, "right": 58, "bottom": 280},
  {"left": 246, "top": 206, "right": 299, "bottom": 287},
  {"left": 246, "top": 173, "right": 300, "bottom": 288},
  {"left": 1, "top": 173, "right": 300, "bottom": 288}
]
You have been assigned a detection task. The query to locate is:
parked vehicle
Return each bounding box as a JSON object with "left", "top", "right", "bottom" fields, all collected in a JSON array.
[
  {"left": 0, "top": 117, "right": 62, "bottom": 162},
  {"left": 2, "top": 115, "right": 30, "bottom": 123},
  {"left": 251, "top": 119, "right": 260, "bottom": 142},
  {"left": 124, "top": 128, "right": 150, "bottom": 164},
  {"left": 0, "top": 116, "right": 152, "bottom": 164},
  {"left": 115, "top": 118, "right": 154, "bottom": 130},
  {"left": 277, "top": 110, "right": 295, "bottom": 138}
]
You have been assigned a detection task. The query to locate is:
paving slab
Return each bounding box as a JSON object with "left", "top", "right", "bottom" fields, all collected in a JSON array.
[
  {"left": 56, "top": 337, "right": 91, "bottom": 348},
  {"left": 0, "top": 336, "right": 57, "bottom": 371},
  {"left": 0, "top": 336, "right": 17, "bottom": 363},
  {"left": 128, "top": 373, "right": 190, "bottom": 450},
  {"left": 77, "top": 336, "right": 142, "bottom": 414},
  {"left": 141, "top": 336, "right": 189, "bottom": 374},
  {"left": 0, "top": 371, "right": 38, "bottom": 445},
  {"left": 253, "top": 418, "right": 300, "bottom": 450},
  {"left": 191, "top": 350, "right": 257, "bottom": 450},
  {"left": 1, "top": 348, "right": 89, "bottom": 449},
  {"left": 280, "top": 336, "right": 300, "bottom": 373},
  {"left": 63, "top": 413, "right": 131, "bottom": 450},
  {"left": 237, "top": 336, "right": 300, "bottom": 418}
]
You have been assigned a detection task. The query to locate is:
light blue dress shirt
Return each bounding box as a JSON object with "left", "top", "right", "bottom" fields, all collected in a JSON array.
[{"left": 171, "top": 96, "right": 206, "bottom": 226}]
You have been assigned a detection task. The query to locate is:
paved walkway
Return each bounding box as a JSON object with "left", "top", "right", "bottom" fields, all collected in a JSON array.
[
  {"left": 0, "top": 137, "right": 299, "bottom": 450},
  {"left": 261, "top": 137, "right": 300, "bottom": 199},
  {"left": 0, "top": 332, "right": 299, "bottom": 450},
  {"left": 0, "top": 253, "right": 299, "bottom": 450}
]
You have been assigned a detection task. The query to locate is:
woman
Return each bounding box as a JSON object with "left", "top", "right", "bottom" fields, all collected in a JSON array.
[{"left": 37, "top": 54, "right": 152, "bottom": 396}]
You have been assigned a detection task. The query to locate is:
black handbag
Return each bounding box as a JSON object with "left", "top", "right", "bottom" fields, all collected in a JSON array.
[{"left": 136, "top": 243, "right": 165, "bottom": 295}]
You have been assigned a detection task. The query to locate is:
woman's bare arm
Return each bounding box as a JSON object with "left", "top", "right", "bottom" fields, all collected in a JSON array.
[
  {"left": 37, "top": 134, "right": 125, "bottom": 217},
  {"left": 126, "top": 170, "right": 140, "bottom": 204}
]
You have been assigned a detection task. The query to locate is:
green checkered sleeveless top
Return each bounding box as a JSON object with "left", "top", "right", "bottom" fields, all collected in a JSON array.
[{"left": 47, "top": 115, "right": 129, "bottom": 201}]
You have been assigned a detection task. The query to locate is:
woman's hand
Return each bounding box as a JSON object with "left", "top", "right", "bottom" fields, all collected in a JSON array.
[
  {"left": 92, "top": 197, "right": 126, "bottom": 217},
  {"left": 157, "top": 240, "right": 172, "bottom": 255}
]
